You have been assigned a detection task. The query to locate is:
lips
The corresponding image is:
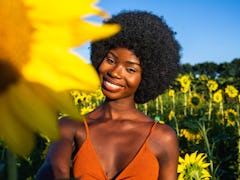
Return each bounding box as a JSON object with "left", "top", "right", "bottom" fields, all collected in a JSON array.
[{"left": 102, "top": 79, "right": 124, "bottom": 91}]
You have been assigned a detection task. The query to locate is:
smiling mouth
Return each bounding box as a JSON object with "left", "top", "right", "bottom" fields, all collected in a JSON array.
[{"left": 103, "top": 80, "right": 123, "bottom": 91}]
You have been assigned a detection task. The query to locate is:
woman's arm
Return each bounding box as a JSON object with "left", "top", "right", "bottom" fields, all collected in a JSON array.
[
  {"left": 156, "top": 125, "right": 179, "bottom": 180},
  {"left": 36, "top": 117, "right": 77, "bottom": 180}
]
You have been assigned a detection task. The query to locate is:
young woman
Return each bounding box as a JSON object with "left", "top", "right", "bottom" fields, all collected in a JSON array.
[{"left": 36, "top": 10, "right": 181, "bottom": 180}]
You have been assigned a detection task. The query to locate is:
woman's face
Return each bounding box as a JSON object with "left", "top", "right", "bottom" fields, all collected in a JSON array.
[{"left": 98, "top": 48, "right": 142, "bottom": 102}]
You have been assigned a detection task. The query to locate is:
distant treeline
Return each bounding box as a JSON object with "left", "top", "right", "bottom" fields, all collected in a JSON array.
[
  {"left": 180, "top": 58, "right": 240, "bottom": 89},
  {"left": 180, "top": 58, "right": 240, "bottom": 79}
]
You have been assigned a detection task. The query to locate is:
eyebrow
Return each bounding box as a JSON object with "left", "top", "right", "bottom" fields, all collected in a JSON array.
[
  {"left": 108, "top": 51, "right": 118, "bottom": 58},
  {"left": 108, "top": 51, "right": 141, "bottom": 66}
]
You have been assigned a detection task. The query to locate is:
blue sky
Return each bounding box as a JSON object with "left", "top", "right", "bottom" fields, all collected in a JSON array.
[{"left": 76, "top": 0, "right": 240, "bottom": 65}]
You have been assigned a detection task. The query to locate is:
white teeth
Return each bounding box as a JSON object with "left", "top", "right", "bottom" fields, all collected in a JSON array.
[{"left": 105, "top": 81, "right": 122, "bottom": 89}]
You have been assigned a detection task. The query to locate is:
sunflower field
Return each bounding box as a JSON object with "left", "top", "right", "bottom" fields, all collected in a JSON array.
[
  {"left": 1, "top": 0, "right": 239, "bottom": 179},
  {"left": 136, "top": 59, "right": 240, "bottom": 180},
  {"left": 1, "top": 59, "right": 240, "bottom": 179},
  {"left": 142, "top": 74, "right": 239, "bottom": 180}
]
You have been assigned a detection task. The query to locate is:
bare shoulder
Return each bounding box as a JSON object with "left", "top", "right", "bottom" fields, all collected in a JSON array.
[
  {"left": 58, "top": 116, "right": 86, "bottom": 142},
  {"left": 148, "top": 122, "right": 179, "bottom": 179},
  {"left": 155, "top": 123, "right": 178, "bottom": 144},
  {"left": 149, "top": 122, "right": 179, "bottom": 158},
  {"left": 58, "top": 116, "right": 84, "bottom": 126}
]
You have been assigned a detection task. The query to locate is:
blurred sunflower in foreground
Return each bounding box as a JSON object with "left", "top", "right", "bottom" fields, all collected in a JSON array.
[
  {"left": 178, "top": 151, "right": 211, "bottom": 180},
  {"left": 0, "top": 0, "right": 120, "bottom": 156}
]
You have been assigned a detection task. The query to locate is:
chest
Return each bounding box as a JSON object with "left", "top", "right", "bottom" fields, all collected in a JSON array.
[
  {"left": 87, "top": 123, "right": 154, "bottom": 178},
  {"left": 92, "top": 126, "right": 147, "bottom": 161},
  {"left": 74, "top": 122, "right": 159, "bottom": 179},
  {"left": 74, "top": 139, "right": 159, "bottom": 179}
]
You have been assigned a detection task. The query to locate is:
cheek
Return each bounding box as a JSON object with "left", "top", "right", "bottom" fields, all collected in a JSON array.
[
  {"left": 98, "top": 62, "right": 104, "bottom": 73},
  {"left": 128, "top": 75, "right": 142, "bottom": 89},
  {"left": 98, "top": 62, "right": 107, "bottom": 78}
]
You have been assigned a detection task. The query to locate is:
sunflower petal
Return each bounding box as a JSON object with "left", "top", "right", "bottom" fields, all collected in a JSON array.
[
  {"left": 0, "top": 0, "right": 31, "bottom": 68},
  {"left": 6, "top": 80, "right": 60, "bottom": 140},
  {"left": 190, "top": 151, "right": 197, "bottom": 162},
  {"left": 22, "top": 47, "right": 100, "bottom": 92},
  {"left": 0, "top": 95, "right": 35, "bottom": 156},
  {"left": 177, "top": 165, "right": 184, "bottom": 173},
  {"left": 72, "top": 21, "right": 120, "bottom": 45},
  {"left": 31, "top": 20, "right": 120, "bottom": 48},
  {"left": 201, "top": 169, "right": 211, "bottom": 178},
  {"left": 24, "top": 0, "right": 108, "bottom": 21},
  {"left": 29, "top": 82, "right": 84, "bottom": 120}
]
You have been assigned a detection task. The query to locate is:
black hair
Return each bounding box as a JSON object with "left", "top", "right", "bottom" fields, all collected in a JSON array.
[{"left": 91, "top": 10, "right": 181, "bottom": 103}]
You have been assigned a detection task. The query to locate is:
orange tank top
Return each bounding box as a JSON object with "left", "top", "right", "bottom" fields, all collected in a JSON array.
[{"left": 73, "top": 120, "right": 159, "bottom": 180}]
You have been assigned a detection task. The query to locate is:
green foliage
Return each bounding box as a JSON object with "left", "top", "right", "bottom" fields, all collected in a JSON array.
[
  {"left": 0, "top": 58, "right": 240, "bottom": 179},
  {"left": 0, "top": 135, "right": 49, "bottom": 180}
]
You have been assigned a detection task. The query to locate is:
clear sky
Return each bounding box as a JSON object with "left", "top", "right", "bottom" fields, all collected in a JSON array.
[{"left": 76, "top": 0, "right": 240, "bottom": 65}]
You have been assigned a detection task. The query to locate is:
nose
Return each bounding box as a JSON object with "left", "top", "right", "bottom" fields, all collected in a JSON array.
[{"left": 107, "top": 65, "right": 122, "bottom": 79}]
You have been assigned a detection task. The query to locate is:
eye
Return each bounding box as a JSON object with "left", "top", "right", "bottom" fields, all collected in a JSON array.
[
  {"left": 105, "top": 57, "right": 115, "bottom": 65},
  {"left": 126, "top": 67, "right": 136, "bottom": 73}
]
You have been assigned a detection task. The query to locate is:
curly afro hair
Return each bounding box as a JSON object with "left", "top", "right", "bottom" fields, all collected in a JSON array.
[{"left": 90, "top": 10, "right": 181, "bottom": 104}]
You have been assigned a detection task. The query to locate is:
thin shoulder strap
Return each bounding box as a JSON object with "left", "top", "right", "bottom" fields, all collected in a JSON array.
[
  {"left": 146, "top": 120, "right": 158, "bottom": 142},
  {"left": 83, "top": 120, "right": 90, "bottom": 139}
]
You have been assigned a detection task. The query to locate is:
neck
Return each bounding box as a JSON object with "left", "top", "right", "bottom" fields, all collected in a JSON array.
[{"left": 98, "top": 99, "right": 138, "bottom": 121}]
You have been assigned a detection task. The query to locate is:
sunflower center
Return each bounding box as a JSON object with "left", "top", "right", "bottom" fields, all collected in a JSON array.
[
  {"left": 0, "top": 60, "right": 21, "bottom": 93},
  {"left": 191, "top": 97, "right": 200, "bottom": 105},
  {"left": 185, "top": 164, "right": 203, "bottom": 179},
  {"left": 0, "top": 0, "right": 33, "bottom": 93}
]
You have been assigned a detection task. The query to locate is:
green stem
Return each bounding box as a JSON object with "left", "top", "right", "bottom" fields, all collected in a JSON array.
[
  {"left": 155, "top": 95, "right": 159, "bottom": 115},
  {"left": 143, "top": 103, "right": 148, "bottom": 115},
  {"left": 220, "top": 102, "right": 224, "bottom": 122},
  {"left": 208, "top": 91, "right": 212, "bottom": 121},
  {"left": 172, "top": 94, "right": 175, "bottom": 111},
  {"left": 198, "top": 122, "right": 214, "bottom": 179},
  {"left": 159, "top": 95, "right": 163, "bottom": 115},
  {"left": 184, "top": 92, "right": 187, "bottom": 116},
  {"left": 174, "top": 116, "right": 179, "bottom": 137},
  {"left": 7, "top": 150, "right": 17, "bottom": 180}
]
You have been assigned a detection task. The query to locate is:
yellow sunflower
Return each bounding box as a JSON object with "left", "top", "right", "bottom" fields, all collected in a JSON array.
[
  {"left": 180, "top": 129, "right": 202, "bottom": 144},
  {"left": 0, "top": 0, "right": 120, "bottom": 156},
  {"left": 168, "top": 89, "right": 175, "bottom": 97},
  {"left": 178, "top": 151, "right": 211, "bottom": 180},
  {"left": 177, "top": 74, "right": 191, "bottom": 93},
  {"left": 188, "top": 93, "right": 203, "bottom": 109},
  {"left": 206, "top": 80, "right": 218, "bottom": 92},
  {"left": 225, "top": 85, "right": 239, "bottom": 98},
  {"left": 223, "top": 109, "right": 237, "bottom": 126},
  {"left": 213, "top": 90, "right": 223, "bottom": 103},
  {"left": 168, "top": 110, "right": 175, "bottom": 121},
  {"left": 199, "top": 74, "right": 208, "bottom": 81},
  {"left": 216, "top": 111, "right": 224, "bottom": 121},
  {"left": 71, "top": 88, "right": 104, "bottom": 115}
]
